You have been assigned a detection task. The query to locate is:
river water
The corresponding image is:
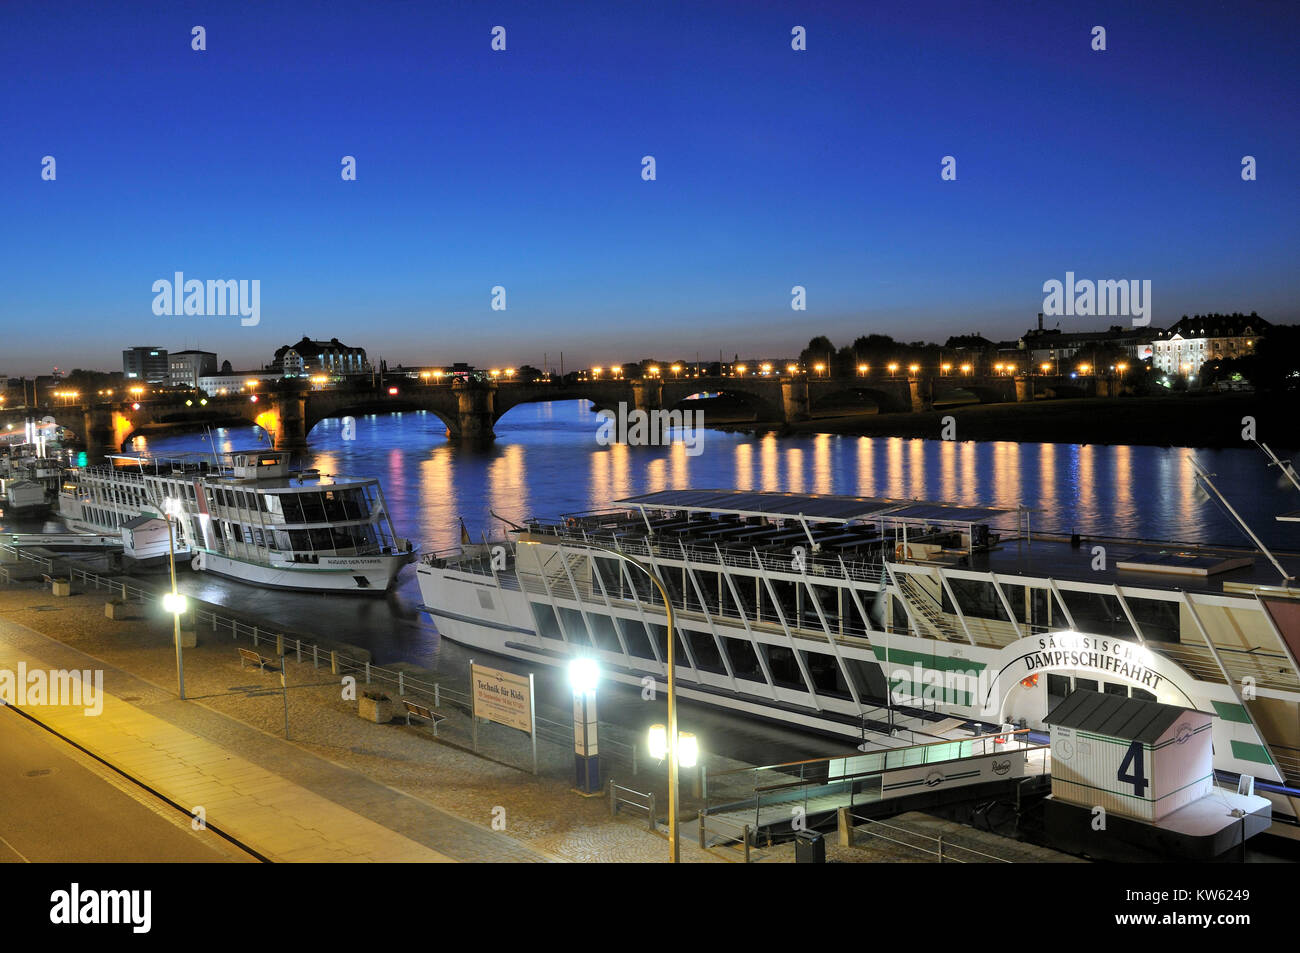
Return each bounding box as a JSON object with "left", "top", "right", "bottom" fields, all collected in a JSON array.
[{"left": 110, "top": 400, "right": 1298, "bottom": 657}]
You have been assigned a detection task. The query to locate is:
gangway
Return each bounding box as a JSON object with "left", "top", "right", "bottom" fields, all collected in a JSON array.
[
  {"left": 700, "top": 729, "right": 1050, "bottom": 844},
  {"left": 6, "top": 533, "right": 122, "bottom": 549}
]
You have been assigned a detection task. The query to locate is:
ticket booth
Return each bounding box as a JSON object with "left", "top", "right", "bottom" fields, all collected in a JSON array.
[{"left": 1046, "top": 689, "right": 1213, "bottom": 822}]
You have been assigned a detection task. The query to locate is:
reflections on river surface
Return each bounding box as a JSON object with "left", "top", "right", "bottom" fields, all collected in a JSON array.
[{"left": 100, "top": 399, "right": 1299, "bottom": 667}]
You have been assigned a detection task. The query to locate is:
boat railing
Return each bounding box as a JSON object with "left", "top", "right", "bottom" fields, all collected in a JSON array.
[{"left": 524, "top": 521, "right": 886, "bottom": 585}]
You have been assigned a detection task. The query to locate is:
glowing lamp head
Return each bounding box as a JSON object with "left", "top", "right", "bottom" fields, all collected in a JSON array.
[
  {"left": 648, "top": 724, "right": 668, "bottom": 761},
  {"left": 568, "top": 657, "right": 600, "bottom": 695},
  {"left": 388, "top": 386, "right": 399, "bottom": 395},
  {"left": 162, "top": 592, "right": 188, "bottom": 614},
  {"left": 678, "top": 732, "right": 699, "bottom": 768},
  {"left": 908, "top": 363, "right": 920, "bottom": 373}
]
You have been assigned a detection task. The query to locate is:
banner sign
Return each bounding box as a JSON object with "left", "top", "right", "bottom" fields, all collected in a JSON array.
[{"left": 471, "top": 663, "right": 532, "bottom": 733}]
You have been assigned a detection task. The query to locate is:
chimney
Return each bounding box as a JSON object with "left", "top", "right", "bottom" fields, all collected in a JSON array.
[{"left": 1037, "top": 312, "right": 1044, "bottom": 331}]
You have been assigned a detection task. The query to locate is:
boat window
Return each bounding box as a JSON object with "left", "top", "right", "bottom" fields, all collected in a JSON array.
[
  {"left": 764, "top": 644, "right": 805, "bottom": 692},
  {"left": 648, "top": 623, "right": 690, "bottom": 668},
  {"left": 279, "top": 495, "right": 305, "bottom": 523},
  {"left": 558, "top": 608, "right": 591, "bottom": 645},
  {"left": 587, "top": 614, "right": 621, "bottom": 653},
  {"left": 529, "top": 602, "right": 564, "bottom": 640},
  {"left": 299, "top": 493, "right": 327, "bottom": 523},
  {"left": 1074, "top": 677, "right": 1099, "bottom": 694},
  {"left": 1058, "top": 589, "right": 1132, "bottom": 639},
  {"left": 616, "top": 618, "right": 657, "bottom": 659},
  {"left": 800, "top": 650, "right": 853, "bottom": 700},
  {"left": 942, "top": 578, "right": 1008, "bottom": 622},
  {"left": 688, "top": 631, "right": 726, "bottom": 674},
  {"left": 1124, "top": 596, "right": 1181, "bottom": 644}
]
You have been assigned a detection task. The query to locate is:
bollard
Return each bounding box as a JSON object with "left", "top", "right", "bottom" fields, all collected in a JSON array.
[
  {"left": 609, "top": 780, "right": 617, "bottom": 817},
  {"left": 632, "top": 745, "right": 638, "bottom": 777},
  {"left": 313, "top": 644, "right": 319, "bottom": 669},
  {"left": 837, "top": 806, "right": 852, "bottom": 848},
  {"left": 398, "top": 671, "right": 404, "bottom": 696},
  {"left": 434, "top": 683, "right": 440, "bottom": 708},
  {"left": 296, "top": 638, "right": 301, "bottom": 664},
  {"left": 937, "top": 834, "right": 944, "bottom": 863},
  {"left": 211, "top": 613, "right": 217, "bottom": 632},
  {"left": 692, "top": 765, "right": 703, "bottom": 799},
  {"left": 276, "top": 632, "right": 285, "bottom": 657},
  {"left": 743, "top": 825, "right": 751, "bottom": 863},
  {"left": 253, "top": 626, "right": 259, "bottom": 647},
  {"left": 698, "top": 813, "right": 706, "bottom": 848},
  {"left": 364, "top": 661, "right": 370, "bottom": 684},
  {"left": 647, "top": 793, "right": 656, "bottom": 832},
  {"left": 330, "top": 650, "right": 339, "bottom": 676}
]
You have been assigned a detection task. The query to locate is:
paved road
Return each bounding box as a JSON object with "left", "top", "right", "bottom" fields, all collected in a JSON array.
[{"left": 0, "top": 707, "right": 250, "bottom": 863}]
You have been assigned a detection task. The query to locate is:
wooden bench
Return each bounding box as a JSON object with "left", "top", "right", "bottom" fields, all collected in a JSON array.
[
  {"left": 238, "top": 647, "right": 277, "bottom": 672},
  {"left": 403, "top": 699, "right": 446, "bottom": 736}
]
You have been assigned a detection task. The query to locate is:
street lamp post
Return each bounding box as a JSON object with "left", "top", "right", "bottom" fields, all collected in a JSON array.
[
  {"left": 534, "top": 540, "right": 683, "bottom": 862},
  {"left": 162, "top": 499, "right": 187, "bottom": 699}
]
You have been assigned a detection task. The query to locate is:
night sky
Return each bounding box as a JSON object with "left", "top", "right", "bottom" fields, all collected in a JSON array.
[{"left": 2, "top": 0, "right": 1297, "bottom": 375}]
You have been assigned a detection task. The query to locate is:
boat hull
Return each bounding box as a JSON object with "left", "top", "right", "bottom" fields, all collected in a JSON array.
[{"left": 193, "top": 549, "right": 412, "bottom": 593}]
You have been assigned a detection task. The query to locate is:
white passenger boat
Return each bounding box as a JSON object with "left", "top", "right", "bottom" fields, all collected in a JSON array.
[
  {"left": 58, "top": 451, "right": 416, "bottom": 592},
  {"left": 418, "top": 484, "right": 1300, "bottom": 832}
]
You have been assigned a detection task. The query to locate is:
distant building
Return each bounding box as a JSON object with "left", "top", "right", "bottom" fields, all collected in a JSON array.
[
  {"left": 1017, "top": 317, "right": 1156, "bottom": 369},
  {"left": 272, "top": 337, "right": 369, "bottom": 377},
  {"left": 1150, "top": 313, "right": 1270, "bottom": 377},
  {"left": 197, "top": 371, "right": 280, "bottom": 396},
  {"left": 167, "top": 350, "right": 218, "bottom": 388},
  {"left": 123, "top": 347, "right": 169, "bottom": 383}
]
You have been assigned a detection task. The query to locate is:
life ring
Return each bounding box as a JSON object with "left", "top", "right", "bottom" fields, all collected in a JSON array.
[{"left": 894, "top": 543, "right": 912, "bottom": 560}]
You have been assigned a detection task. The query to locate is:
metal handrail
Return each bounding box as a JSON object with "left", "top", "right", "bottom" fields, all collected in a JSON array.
[{"left": 844, "top": 812, "right": 1012, "bottom": 863}]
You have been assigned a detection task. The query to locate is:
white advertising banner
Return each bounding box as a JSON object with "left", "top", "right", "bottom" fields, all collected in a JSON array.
[{"left": 471, "top": 664, "right": 533, "bottom": 733}]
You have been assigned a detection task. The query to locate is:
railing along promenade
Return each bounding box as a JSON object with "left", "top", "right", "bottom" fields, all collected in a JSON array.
[{"left": 0, "top": 543, "right": 639, "bottom": 772}]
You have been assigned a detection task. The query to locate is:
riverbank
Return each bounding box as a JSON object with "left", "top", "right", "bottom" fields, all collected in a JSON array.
[{"left": 729, "top": 393, "right": 1299, "bottom": 449}]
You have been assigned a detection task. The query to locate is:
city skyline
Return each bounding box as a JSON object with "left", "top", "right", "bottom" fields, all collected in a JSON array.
[{"left": 3, "top": 1, "right": 1298, "bottom": 376}]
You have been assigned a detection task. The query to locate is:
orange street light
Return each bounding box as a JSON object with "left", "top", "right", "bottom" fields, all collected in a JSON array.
[
  {"left": 857, "top": 363, "right": 869, "bottom": 376},
  {"left": 648, "top": 365, "right": 661, "bottom": 377},
  {"left": 813, "top": 362, "right": 825, "bottom": 377},
  {"left": 960, "top": 363, "right": 973, "bottom": 375},
  {"left": 760, "top": 363, "right": 772, "bottom": 375},
  {"left": 671, "top": 363, "right": 682, "bottom": 377},
  {"left": 941, "top": 363, "right": 952, "bottom": 374},
  {"left": 908, "top": 363, "right": 920, "bottom": 374},
  {"left": 735, "top": 364, "right": 747, "bottom": 376},
  {"left": 786, "top": 364, "right": 798, "bottom": 375},
  {"left": 887, "top": 362, "right": 899, "bottom": 376}
]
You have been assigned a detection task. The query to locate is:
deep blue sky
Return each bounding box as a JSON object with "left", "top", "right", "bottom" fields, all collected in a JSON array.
[{"left": 2, "top": 0, "right": 1297, "bottom": 376}]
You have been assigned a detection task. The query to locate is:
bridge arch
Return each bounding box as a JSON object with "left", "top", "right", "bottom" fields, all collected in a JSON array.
[
  {"left": 303, "top": 401, "right": 458, "bottom": 442},
  {"left": 491, "top": 390, "right": 597, "bottom": 427},
  {"left": 664, "top": 387, "right": 783, "bottom": 423},
  {"left": 931, "top": 384, "right": 1007, "bottom": 406},
  {"left": 808, "top": 385, "right": 912, "bottom": 415}
]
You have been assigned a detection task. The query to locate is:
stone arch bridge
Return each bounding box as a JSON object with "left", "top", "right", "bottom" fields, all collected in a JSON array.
[{"left": 59, "top": 373, "right": 1098, "bottom": 457}]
